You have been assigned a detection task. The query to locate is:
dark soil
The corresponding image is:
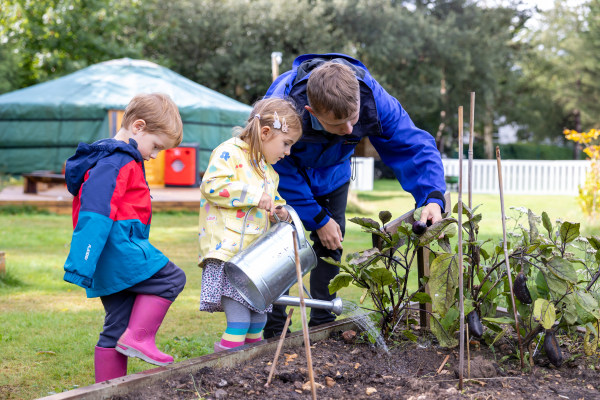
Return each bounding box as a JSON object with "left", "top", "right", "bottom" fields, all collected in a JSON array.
[{"left": 110, "top": 329, "right": 600, "bottom": 400}]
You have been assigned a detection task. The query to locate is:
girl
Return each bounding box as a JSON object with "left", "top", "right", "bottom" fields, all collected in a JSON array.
[{"left": 198, "top": 97, "right": 302, "bottom": 352}]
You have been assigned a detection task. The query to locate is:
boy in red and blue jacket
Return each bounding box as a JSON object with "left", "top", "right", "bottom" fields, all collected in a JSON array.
[{"left": 63, "top": 93, "right": 186, "bottom": 383}]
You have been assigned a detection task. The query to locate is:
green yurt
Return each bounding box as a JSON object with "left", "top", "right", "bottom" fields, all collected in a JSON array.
[{"left": 0, "top": 58, "right": 252, "bottom": 174}]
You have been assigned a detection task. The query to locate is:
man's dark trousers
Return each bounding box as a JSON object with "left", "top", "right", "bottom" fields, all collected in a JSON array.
[{"left": 263, "top": 181, "right": 349, "bottom": 339}]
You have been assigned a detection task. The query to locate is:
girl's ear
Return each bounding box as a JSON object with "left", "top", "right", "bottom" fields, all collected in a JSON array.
[{"left": 261, "top": 126, "right": 272, "bottom": 141}]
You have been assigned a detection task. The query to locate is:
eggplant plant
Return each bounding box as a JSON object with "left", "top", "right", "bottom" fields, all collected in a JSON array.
[
  {"left": 328, "top": 205, "right": 600, "bottom": 367},
  {"left": 325, "top": 209, "right": 457, "bottom": 339}
]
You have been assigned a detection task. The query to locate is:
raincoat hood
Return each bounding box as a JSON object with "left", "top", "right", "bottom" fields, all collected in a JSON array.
[{"left": 65, "top": 138, "right": 143, "bottom": 196}]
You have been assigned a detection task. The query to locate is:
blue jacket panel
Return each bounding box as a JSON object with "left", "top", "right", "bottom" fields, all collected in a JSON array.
[
  {"left": 63, "top": 138, "right": 168, "bottom": 298},
  {"left": 266, "top": 53, "right": 446, "bottom": 231}
]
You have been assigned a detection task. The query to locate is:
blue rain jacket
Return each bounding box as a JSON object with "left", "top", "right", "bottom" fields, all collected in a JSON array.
[
  {"left": 266, "top": 53, "right": 446, "bottom": 231},
  {"left": 63, "top": 138, "right": 168, "bottom": 298}
]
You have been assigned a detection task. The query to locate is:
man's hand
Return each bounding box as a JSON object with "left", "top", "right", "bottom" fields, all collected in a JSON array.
[
  {"left": 316, "top": 218, "right": 343, "bottom": 250},
  {"left": 420, "top": 202, "right": 443, "bottom": 225}
]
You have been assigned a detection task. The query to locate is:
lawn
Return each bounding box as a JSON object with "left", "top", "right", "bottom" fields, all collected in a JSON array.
[{"left": 1, "top": 180, "right": 598, "bottom": 399}]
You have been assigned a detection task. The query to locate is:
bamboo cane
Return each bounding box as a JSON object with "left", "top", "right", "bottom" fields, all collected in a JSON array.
[
  {"left": 265, "top": 308, "right": 295, "bottom": 387},
  {"left": 468, "top": 92, "right": 476, "bottom": 291},
  {"left": 293, "top": 233, "right": 317, "bottom": 400},
  {"left": 458, "top": 106, "right": 465, "bottom": 390},
  {"left": 468, "top": 92, "right": 475, "bottom": 209},
  {"left": 496, "top": 146, "right": 525, "bottom": 369}
]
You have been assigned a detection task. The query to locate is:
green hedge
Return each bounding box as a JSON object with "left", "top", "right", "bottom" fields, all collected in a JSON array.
[{"left": 452, "top": 142, "right": 584, "bottom": 160}]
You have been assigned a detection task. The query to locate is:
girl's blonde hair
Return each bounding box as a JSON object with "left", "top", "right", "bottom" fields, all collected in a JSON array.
[{"left": 237, "top": 97, "right": 301, "bottom": 178}]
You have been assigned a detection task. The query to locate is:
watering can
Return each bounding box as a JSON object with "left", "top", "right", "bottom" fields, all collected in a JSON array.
[
  {"left": 273, "top": 295, "right": 344, "bottom": 316},
  {"left": 224, "top": 205, "right": 319, "bottom": 311}
]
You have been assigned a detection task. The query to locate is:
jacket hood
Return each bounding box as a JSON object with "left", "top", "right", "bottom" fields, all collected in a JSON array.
[{"left": 65, "top": 138, "right": 143, "bottom": 195}]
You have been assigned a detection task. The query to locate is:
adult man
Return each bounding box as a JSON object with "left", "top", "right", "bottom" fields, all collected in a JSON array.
[{"left": 263, "top": 53, "right": 446, "bottom": 338}]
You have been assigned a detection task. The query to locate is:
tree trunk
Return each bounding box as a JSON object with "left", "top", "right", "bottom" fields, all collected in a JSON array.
[
  {"left": 573, "top": 109, "right": 582, "bottom": 160},
  {"left": 435, "top": 74, "right": 447, "bottom": 153},
  {"left": 483, "top": 107, "right": 494, "bottom": 159}
]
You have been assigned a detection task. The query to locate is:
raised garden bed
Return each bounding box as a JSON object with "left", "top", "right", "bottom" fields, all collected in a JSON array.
[{"left": 38, "top": 316, "right": 600, "bottom": 400}]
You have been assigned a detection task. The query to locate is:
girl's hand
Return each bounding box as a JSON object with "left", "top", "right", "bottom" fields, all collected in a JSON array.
[
  {"left": 258, "top": 192, "right": 274, "bottom": 215},
  {"left": 272, "top": 206, "right": 290, "bottom": 223}
]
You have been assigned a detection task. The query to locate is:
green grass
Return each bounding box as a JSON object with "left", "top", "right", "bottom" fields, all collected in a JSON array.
[{"left": 1, "top": 179, "right": 598, "bottom": 399}]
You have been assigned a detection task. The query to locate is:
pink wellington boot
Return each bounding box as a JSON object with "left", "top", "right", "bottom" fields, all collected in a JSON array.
[
  {"left": 214, "top": 341, "right": 229, "bottom": 353},
  {"left": 116, "top": 294, "right": 174, "bottom": 366},
  {"left": 94, "top": 346, "right": 127, "bottom": 383}
]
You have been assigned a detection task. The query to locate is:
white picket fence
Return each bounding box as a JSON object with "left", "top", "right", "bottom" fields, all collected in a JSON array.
[{"left": 442, "top": 159, "right": 592, "bottom": 195}]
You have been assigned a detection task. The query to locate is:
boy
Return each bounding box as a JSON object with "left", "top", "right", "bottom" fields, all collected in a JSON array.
[{"left": 63, "top": 93, "right": 186, "bottom": 383}]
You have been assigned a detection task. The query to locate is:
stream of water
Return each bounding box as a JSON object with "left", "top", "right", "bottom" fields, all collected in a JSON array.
[{"left": 340, "top": 300, "right": 390, "bottom": 354}]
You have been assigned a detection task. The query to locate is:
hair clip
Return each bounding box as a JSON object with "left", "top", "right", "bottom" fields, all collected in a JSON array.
[
  {"left": 281, "top": 118, "right": 288, "bottom": 133},
  {"left": 273, "top": 111, "right": 282, "bottom": 129},
  {"left": 254, "top": 114, "right": 260, "bottom": 120}
]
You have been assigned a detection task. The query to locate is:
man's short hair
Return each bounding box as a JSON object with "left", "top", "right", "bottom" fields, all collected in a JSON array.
[{"left": 306, "top": 61, "right": 359, "bottom": 119}]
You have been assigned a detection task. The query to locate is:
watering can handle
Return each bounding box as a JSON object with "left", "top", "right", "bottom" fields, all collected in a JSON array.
[
  {"left": 238, "top": 206, "right": 268, "bottom": 252},
  {"left": 238, "top": 205, "right": 307, "bottom": 252},
  {"left": 283, "top": 204, "right": 307, "bottom": 249}
]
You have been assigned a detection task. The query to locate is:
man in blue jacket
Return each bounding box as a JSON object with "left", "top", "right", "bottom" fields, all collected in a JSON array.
[{"left": 264, "top": 53, "right": 446, "bottom": 338}]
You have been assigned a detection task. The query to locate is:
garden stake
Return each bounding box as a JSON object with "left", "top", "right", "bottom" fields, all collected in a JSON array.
[
  {"left": 496, "top": 146, "right": 526, "bottom": 369},
  {"left": 293, "top": 232, "right": 317, "bottom": 400},
  {"left": 467, "top": 325, "right": 471, "bottom": 379},
  {"left": 265, "top": 308, "right": 294, "bottom": 388},
  {"left": 468, "top": 92, "right": 475, "bottom": 209},
  {"left": 457, "top": 106, "right": 465, "bottom": 390},
  {"left": 437, "top": 354, "right": 450, "bottom": 374},
  {"left": 467, "top": 92, "right": 476, "bottom": 291}
]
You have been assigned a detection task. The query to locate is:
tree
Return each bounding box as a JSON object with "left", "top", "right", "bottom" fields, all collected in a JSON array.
[
  {"left": 513, "top": 1, "right": 593, "bottom": 150},
  {"left": 0, "top": 0, "right": 155, "bottom": 90}
]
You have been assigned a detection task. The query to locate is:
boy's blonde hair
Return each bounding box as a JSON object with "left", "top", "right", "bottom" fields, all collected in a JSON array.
[
  {"left": 237, "top": 97, "right": 301, "bottom": 178},
  {"left": 122, "top": 93, "right": 183, "bottom": 146},
  {"left": 307, "top": 62, "right": 360, "bottom": 119}
]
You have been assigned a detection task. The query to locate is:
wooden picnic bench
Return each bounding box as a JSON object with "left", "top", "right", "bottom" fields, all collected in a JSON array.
[{"left": 22, "top": 171, "right": 66, "bottom": 194}]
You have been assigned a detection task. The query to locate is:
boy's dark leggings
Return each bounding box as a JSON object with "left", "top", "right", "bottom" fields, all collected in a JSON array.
[{"left": 96, "top": 261, "right": 186, "bottom": 348}]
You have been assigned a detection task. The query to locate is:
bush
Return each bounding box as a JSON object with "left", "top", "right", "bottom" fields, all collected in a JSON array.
[{"left": 452, "top": 142, "right": 582, "bottom": 160}]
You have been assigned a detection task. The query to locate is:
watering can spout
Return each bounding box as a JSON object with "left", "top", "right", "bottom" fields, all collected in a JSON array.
[{"left": 273, "top": 295, "right": 344, "bottom": 316}]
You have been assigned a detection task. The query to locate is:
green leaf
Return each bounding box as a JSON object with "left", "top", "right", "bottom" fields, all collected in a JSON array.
[
  {"left": 418, "top": 217, "right": 457, "bottom": 246},
  {"left": 547, "top": 257, "right": 578, "bottom": 283},
  {"left": 378, "top": 210, "right": 392, "bottom": 225},
  {"left": 441, "top": 307, "right": 460, "bottom": 330},
  {"left": 328, "top": 273, "right": 353, "bottom": 294},
  {"left": 412, "top": 292, "right": 432, "bottom": 304},
  {"left": 542, "top": 211, "right": 552, "bottom": 235},
  {"left": 573, "top": 291, "right": 600, "bottom": 325},
  {"left": 559, "top": 221, "right": 580, "bottom": 244},
  {"left": 429, "top": 253, "right": 459, "bottom": 315},
  {"left": 532, "top": 298, "right": 556, "bottom": 329},
  {"left": 561, "top": 297, "right": 578, "bottom": 325},
  {"left": 349, "top": 217, "right": 380, "bottom": 230},
  {"left": 442, "top": 223, "right": 458, "bottom": 238},
  {"left": 430, "top": 314, "right": 458, "bottom": 348},
  {"left": 588, "top": 236, "right": 600, "bottom": 251},
  {"left": 483, "top": 316, "right": 515, "bottom": 325},
  {"left": 437, "top": 236, "right": 452, "bottom": 252},
  {"left": 402, "top": 330, "right": 418, "bottom": 342},
  {"left": 364, "top": 267, "right": 395, "bottom": 287},
  {"left": 348, "top": 248, "right": 381, "bottom": 266},
  {"left": 528, "top": 209, "right": 539, "bottom": 242}
]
